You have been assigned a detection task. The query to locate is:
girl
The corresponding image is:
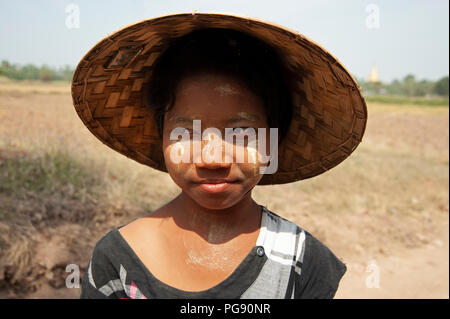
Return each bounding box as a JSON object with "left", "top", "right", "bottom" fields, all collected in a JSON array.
[{"left": 72, "top": 13, "right": 367, "bottom": 299}]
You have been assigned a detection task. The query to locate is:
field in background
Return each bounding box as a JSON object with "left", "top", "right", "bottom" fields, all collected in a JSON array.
[
  {"left": 365, "top": 95, "right": 449, "bottom": 107},
  {"left": 0, "top": 77, "right": 70, "bottom": 95},
  {"left": 0, "top": 83, "right": 448, "bottom": 298}
]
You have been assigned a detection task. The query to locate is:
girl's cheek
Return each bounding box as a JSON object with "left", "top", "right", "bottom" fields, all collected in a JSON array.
[
  {"left": 240, "top": 129, "right": 273, "bottom": 178},
  {"left": 164, "top": 140, "right": 192, "bottom": 173},
  {"left": 237, "top": 144, "right": 266, "bottom": 178},
  {"left": 245, "top": 146, "right": 259, "bottom": 177}
]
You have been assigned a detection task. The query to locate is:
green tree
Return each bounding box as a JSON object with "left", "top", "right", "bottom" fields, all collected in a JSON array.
[
  {"left": 415, "top": 79, "right": 434, "bottom": 97},
  {"left": 21, "top": 64, "right": 40, "bottom": 81},
  {"left": 0, "top": 60, "right": 20, "bottom": 79},
  {"left": 39, "top": 65, "right": 54, "bottom": 82},
  {"left": 385, "top": 79, "right": 404, "bottom": 95},
  {"left": 59, "top": 65, "right": 74, "bottom": 81},
  {"left": 0, "top": 60, "right": 9, "bottom": 76},
  {"left": 402, "top": 74, "right": 416, "bottom": 97},
  {"left": 433, "top": 76, "right": 449, "bottom": 96}
]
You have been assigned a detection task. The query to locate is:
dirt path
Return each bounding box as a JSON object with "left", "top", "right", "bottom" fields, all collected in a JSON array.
[{"left": 335, "top": 224, "right": 449, "bottom": 299}]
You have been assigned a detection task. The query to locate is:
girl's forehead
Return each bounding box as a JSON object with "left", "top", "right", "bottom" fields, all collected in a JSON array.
[
  {"left": 166, "top": 72, "right": 267, "bottom": 125},
  {"left": 213, "top": 83, "right": 239, "bottom": 96},
  {"left": 176, "top": 72, "right": 251, "bottom": 95},
  {"left": 166, "top": 111, "right": 263, "bottom": 127}
]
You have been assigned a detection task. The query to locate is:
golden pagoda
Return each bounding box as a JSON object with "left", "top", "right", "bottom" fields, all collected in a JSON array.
[{"left": 368, "top": 65, "right": 379, "bottom": 83}]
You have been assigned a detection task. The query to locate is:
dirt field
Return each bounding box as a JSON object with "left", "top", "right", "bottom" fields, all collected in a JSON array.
[{"left": 0, "top": 83, "right": 448, "bottom": 299}]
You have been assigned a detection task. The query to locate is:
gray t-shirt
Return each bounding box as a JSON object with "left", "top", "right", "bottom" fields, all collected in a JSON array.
[{"left": 80, "top": 206, "right": 346, "bottom": 299}]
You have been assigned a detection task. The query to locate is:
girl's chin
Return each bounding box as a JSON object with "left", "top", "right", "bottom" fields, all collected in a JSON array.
[{"left": 183, "top": 188, "right": 243, "bottom": 210}]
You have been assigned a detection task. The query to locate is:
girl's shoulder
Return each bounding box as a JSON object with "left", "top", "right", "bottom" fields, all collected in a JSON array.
[
  {"left": 260, "top": 206, "right": 347, "bottom": 298},
  {"left": 81, "top": 224, "right": 152, "bottom": 299},
  {"left": 91, "top": 216, "right": 161, "bottom": 261}
]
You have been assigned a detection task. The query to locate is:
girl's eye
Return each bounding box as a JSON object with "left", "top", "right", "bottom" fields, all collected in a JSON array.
[
  {"left": 232, "top": 127, "right": 251, "bottom": 134},
  {"left": 171, "top": 127, "right": 194, "bottom": 140},
  {"left": 180, "top": 127, "right": 194, "bottom": 135}
]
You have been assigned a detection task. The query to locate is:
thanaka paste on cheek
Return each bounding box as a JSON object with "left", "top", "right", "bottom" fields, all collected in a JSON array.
[{"left": 247, "top": 145, "right": 259, "bottom": 176}]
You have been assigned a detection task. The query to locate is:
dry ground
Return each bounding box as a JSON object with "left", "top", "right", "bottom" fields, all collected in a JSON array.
[{"left": 0, "top": 82, "right": 448, "bottom": 298}]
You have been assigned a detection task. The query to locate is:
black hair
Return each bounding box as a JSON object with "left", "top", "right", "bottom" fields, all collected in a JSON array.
[{"left": 145, "top": 28, "right": 293, "bottom": 143}]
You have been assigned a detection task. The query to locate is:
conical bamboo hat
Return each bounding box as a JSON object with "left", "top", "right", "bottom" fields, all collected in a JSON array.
[{"left": 71, "top": 12, "right": 368, "bottom": 185}]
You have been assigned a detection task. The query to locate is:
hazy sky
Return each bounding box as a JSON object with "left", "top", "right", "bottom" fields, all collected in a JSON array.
[{"left": 0, "top": 0, "right": 448, "bottom": 82}]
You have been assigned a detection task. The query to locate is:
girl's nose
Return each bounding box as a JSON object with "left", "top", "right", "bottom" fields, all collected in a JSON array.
[
  {"left": 195, "top": 159, "right": 231, "bottom": 169},
  {"left": 194, "top": 137, "right": 233, "bottom": 168}
]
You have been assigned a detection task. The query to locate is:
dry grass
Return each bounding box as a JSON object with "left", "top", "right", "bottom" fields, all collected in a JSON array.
[
  {"left": 0, "top": 78, "right": 70, "bottom": 95},
  {"left": 0, "top": 85, "right": 448, "bottom": 296}
]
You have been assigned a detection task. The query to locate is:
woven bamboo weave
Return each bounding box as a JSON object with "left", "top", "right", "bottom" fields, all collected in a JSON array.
[{"left": 71, "top": 12, "right": 368, "bottom": 185}]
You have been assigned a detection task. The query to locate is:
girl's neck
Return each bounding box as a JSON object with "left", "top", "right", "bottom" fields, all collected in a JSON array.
[{"left": 167, "top": 191, "right": 262, "bottom": 245}]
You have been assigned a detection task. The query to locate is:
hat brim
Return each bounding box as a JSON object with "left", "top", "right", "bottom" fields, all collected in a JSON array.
[{"left": 71, "top": 12, "right": 368, "bottom": 185}]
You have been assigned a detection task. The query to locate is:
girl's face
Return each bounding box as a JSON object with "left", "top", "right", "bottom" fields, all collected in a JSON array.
[{"left": 162, "top": 72, "right": 271, "bottom": 210}]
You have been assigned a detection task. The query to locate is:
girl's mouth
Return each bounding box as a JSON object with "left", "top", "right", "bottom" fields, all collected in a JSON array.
[
  {"left": 197, "top": 182, "right": 233, "bottom": 193},
  {"left": 192, "top": 178, "right": 240, "bottom": 193}
]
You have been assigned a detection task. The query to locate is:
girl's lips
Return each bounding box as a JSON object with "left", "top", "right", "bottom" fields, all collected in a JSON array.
[{"left": 197, "top": 182, "right": 233, "bottom": 193}]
